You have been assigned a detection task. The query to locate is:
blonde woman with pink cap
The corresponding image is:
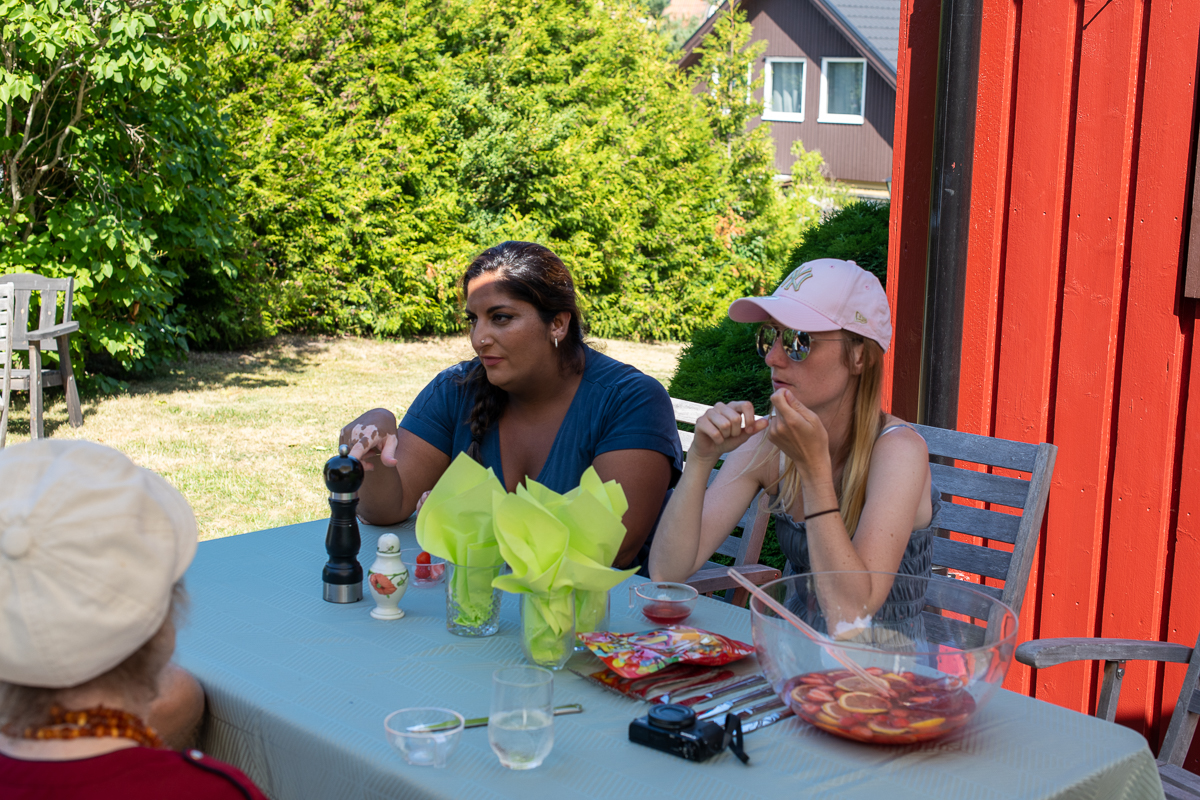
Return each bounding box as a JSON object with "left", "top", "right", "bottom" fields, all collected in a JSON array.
[{"left": 649, "top": 259, "right": 938, "bottom": 634}]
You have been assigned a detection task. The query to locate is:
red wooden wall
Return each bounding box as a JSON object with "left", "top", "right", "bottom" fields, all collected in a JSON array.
[{"left": 884, "top": 0, "right": 1200, "bottom": 767}]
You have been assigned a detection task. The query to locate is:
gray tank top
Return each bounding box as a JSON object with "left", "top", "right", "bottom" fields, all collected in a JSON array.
[{"left": 772, "top": 424, "right": 941, "bottom": 637}]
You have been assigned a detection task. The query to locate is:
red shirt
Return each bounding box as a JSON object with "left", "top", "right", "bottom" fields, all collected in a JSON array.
[{"left": 0, "top": 746, "right": 269, "bottom": 799}]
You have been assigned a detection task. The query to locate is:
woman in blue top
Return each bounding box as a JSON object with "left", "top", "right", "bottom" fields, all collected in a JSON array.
[
  {"left": 648, "top": 259, "right": 937, "bottom": 634},
  {"left": 342, "top": 242, "right": 682, "bottom": 570}
]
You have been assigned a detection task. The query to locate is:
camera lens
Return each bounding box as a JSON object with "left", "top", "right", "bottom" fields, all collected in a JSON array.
[{"left": 646, "top": 704, "right": 697, "bottom": 731}]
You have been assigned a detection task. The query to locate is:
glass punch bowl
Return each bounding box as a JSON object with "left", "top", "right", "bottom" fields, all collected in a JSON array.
[{"left": 749, "top": 572, "right": 1017, "bottom": 745}]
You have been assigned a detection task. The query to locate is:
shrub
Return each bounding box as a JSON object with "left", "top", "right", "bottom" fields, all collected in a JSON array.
[{"left": 787, "top": 200, "right": 889, "bottom": 284}]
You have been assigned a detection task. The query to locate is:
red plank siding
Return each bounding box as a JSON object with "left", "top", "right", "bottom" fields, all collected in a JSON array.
[
  {"left": 1101, "top": 0, "right": 1196, "bottom": 742},
  {"left": 1035, "top": 0, "right": 1144, "bottom": 716},
  {"left": 888, "top": 0, "right": 1200, "bottom": 761},
  {"left": 990, "top": 0, "right": 1079, "bottom": 697}
]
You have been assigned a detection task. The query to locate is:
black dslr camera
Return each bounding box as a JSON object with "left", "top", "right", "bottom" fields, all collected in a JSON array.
[{"left": 628, "top": 704, "right": 749, "bottom": 764}]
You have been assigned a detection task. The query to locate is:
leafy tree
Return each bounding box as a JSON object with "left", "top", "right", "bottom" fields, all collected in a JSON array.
[{"left": 0, "top": 0, "right": 273, "bottom": 385}]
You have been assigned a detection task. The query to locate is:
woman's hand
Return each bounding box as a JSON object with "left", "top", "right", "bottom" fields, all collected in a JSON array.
[
  {"left": 767, "top": 388, "right": 833, "bottom": 485},
  {"left": 341, "top": 409, "right": 398, "bottom": 472},
  {"left": 690, "top": 401, "right": 768, "bottom": 463}
]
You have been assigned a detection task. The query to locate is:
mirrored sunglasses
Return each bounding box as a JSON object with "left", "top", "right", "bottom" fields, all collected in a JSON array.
[{"left": 755, "top": 325, "right": 843, "bottom": 362}]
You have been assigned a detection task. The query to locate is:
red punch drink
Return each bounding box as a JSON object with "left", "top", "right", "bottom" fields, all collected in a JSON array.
[
  {"left": 783, "top": 668, "right": 976, "bottom": 744},
  {"left": 641, "top": 603, "right": 692, "bottom": 625}
]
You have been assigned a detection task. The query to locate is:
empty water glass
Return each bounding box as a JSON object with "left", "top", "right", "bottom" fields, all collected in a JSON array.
[{"left": 488, "top": 666, "right": 554, "bottom": 770}]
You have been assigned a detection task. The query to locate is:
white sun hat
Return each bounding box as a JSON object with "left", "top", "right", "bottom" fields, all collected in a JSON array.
[{"left": 0, "top": 440, "right": 197, "bottom": 688}]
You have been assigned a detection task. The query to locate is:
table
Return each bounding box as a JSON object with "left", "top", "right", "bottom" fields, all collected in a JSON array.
[{"left": 176, "top": 519, "right": 1165, "bottom": 800}]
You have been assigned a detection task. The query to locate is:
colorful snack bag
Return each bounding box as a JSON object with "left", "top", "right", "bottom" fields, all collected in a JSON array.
[{"left": 577, "top": 626, "right": 755, "bottom": 678}]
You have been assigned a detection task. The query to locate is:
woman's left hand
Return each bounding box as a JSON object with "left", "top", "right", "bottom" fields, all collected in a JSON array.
[{"left": 767, "top": 388, "right": 833, "bottom": 484}]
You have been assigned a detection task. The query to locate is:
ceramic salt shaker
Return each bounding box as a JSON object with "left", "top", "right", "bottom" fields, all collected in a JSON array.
[{"left": 367, "top": 534, "right": 409, "bottom": 620}]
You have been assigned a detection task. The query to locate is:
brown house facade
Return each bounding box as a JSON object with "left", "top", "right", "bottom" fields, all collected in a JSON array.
[{"left": 680, "top": 0, "right": 898, "bottom": 191}]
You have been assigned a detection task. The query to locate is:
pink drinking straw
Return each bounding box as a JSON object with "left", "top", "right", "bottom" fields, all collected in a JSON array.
[{"left": 727, "top": 569, "right": 894, "bottom": 696}]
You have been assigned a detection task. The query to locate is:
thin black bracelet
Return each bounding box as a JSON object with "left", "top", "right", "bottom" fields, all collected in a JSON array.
[{"left": 804, "top": 508, "right": 840, "bottom": 521}]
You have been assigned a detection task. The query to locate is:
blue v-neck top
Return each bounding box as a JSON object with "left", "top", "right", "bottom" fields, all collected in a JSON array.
[{"left": 399, "top": 347, "right": 683, "bottom": 494}]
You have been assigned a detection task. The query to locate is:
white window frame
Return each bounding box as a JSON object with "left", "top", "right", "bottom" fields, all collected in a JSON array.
[
  {"left": 818, "top": 57, "right": 867, "bottom": 125},
  {"left": 762, "top": 57, "right": 806, "bottom": 122}
]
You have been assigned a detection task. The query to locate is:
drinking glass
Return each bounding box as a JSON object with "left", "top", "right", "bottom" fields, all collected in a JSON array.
[
  {"left": 519, "top": 590, "right": 574, "bottom": 670},
  {"left": 445, "top": 562, "right": 503, "bottom": 636},
  {"left": 488, "top": 666, "right": 555, "bottom": 770},
  {"left": 629, "top": 581, "right": 698, "bottom": 625}
]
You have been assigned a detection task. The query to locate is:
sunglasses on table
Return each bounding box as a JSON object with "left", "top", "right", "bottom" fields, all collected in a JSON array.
[{"left": 755, "top": 325, "right": 845, "bottom": 362}]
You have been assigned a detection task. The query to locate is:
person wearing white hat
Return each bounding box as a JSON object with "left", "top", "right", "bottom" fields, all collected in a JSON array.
[
  {"left": 0, "top": 440, "right": 267, "bottom": 799},
  {"left": 649, "top": 259, "right": 939, "bottom": 633}
]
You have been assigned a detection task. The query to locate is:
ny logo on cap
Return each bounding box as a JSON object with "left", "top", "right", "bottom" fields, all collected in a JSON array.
[{"left": 778, "top": 264, "right": 813, "bottom": 292}]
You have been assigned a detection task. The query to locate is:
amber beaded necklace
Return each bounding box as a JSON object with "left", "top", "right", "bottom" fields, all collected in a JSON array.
[{"left": 20, "top": 706, "right": 164, "bottom": 749}]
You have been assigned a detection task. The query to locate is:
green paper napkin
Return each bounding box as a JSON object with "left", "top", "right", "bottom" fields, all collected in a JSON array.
[
  {"left": 416, "top": 453, "right": 507, "bottom": 628},
  {"left": 492, "top": 468, "right": 636, "bottom": 661}
]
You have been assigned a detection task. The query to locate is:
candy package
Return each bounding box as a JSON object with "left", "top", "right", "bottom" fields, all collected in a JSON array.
[{"left": 577, "top": 626, "right": 755, "bottom": 678}]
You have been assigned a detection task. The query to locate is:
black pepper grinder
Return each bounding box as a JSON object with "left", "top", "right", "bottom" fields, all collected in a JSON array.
[{"left": 323, "top": 444, "right": 364, "bottom": 603}]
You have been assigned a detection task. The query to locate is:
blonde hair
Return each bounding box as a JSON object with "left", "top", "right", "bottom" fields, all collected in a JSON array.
[{"left": 768, "top": 334, "right": 885, "bottom": 537}]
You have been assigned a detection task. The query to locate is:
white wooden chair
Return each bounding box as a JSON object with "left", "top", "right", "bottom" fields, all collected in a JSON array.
[
  {"left": 672, "top": 397, "right": 780, "bottom": 607},
  {"left": 0, "top": 283, "right": 12, "bottom": 448},
  {"left": 0, "top": 274, "right": 83, "bottom": 440},
  {"left": 1016, "top": 630, "right": 1200, "bottom": 798}
]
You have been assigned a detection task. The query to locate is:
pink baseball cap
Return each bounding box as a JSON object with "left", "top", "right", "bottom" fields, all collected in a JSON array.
[{"left": 728, "top": 258, "right": 892, "bottom": 352}]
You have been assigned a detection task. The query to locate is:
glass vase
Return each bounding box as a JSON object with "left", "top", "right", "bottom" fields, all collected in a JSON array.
[
  {"left": 573, "top": 588, "right": 609, "bottom": 652},
  {"left": 519, "top": 590, "right": 575, "bottom": 670},
  {"left": 445, "top": 563, "right": 503, "bottom": 637}
]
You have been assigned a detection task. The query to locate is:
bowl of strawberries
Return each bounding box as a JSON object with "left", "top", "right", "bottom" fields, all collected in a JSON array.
[
  {"left": 402, "top": 549, "right": 446, "bottom": 587},
  {"left": 749, "top": 572, "right": 1017, "bottom": 745}
]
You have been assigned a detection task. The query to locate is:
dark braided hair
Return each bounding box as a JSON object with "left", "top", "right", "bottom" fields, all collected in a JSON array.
[{"left": 460, "top": 241, "right": 587, "bottom": 462}]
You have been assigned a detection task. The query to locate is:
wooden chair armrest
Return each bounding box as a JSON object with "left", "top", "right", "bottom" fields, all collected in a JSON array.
[
  {"left": 27, "top": 321, "right": 79, "bottom": 340},
  {"left": 1015, "top": 637, "right": 1193, "bottom": 669},
  {"left": 685, "top": 564, "right": 781, "bottom": 596}
]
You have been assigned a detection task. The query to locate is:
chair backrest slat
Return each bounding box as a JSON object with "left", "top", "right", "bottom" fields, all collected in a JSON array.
[
  {"left": 935, "top": 502, "right": 1022, "bottom": 545},
  {"left": 918, "top": 424, "right": 1040, "bottom": 471},
  {"left": 931, "top": 537, "right": 1013, "bottom": 581},
  {"left": 928, "top": 462, "right": 1031, "bottom": 508},
  {"left": 922, "top": 612, "right": 986, "bottom": 650}
]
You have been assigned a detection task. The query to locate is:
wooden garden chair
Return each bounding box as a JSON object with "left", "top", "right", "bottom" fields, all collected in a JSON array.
[
  {"left": 0, "top": 283, "right": 12, "bottom": 448},
  {"left": 1015, "top": 630, "right": 1200, "bottom": 798},
  {"left": 0, "top": 274, "right": 83, "bottom": 440},
  {"left": 672, "top": 397, "right": 780, "bottom": 606},
  {"left": 912, "top": 423, "right": 1057, "bottom": 647}
]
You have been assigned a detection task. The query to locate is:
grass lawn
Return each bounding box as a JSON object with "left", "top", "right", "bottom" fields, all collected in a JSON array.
[{"left": 3, "top": 335, "right": 683, "bottom": 541}]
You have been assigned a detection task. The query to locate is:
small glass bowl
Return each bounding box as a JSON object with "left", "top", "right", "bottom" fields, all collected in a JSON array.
[
  {"left": 629, "top": 581, "right": 698, "bottom": 626},
  {"left": 400, "top": 549, "right": 447, "bottom": 587},
  {"left": 383, "top": 707, "right": 464, "bottom": 767}
]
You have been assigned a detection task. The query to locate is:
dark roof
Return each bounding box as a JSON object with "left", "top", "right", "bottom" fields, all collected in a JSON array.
[
  {"left": 680, "top": 0, "right": 900, "bottom": 89},
  {"left": 824, "top": 0, "right": 901, "bottom": 74}
]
